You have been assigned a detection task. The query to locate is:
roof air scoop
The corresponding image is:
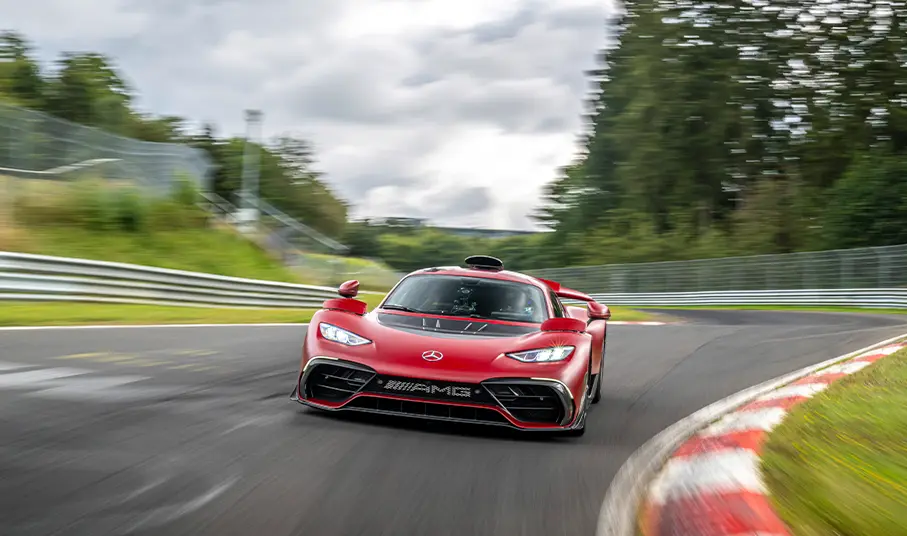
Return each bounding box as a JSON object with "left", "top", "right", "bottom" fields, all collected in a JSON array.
[{"left": 464, "top": 255, "right": 504, "bottom": 271}]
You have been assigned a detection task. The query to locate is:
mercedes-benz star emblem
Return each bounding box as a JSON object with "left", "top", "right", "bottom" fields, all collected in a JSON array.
[{"left": 422, "top": 350, "right": 443, "bottom": 362}]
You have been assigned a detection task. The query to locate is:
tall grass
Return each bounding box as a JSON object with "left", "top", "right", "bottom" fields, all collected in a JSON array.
[
  {"left": 6, "top": 177, "right": 302, "bottom": 282},
  {"left": 13, "top": 177, "right": 207, "bottom": 233}
]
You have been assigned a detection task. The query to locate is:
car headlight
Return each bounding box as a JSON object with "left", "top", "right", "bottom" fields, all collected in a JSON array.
[
  {"left": 506, "top": 346, "right": 575, "bottom": 363},
  {"left": 319, "top": 323, "right": 371, "bottom": 346}
]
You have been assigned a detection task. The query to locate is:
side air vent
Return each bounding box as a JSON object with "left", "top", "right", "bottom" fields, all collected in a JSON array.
[
  {"left": 483, "top": 382, "right": 567, "bottom": 425},
  {"left": 304, "top": 363, "right": 375, "bottom": 403}
]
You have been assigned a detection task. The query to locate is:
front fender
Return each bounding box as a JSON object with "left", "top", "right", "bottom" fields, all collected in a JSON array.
[{"left": 585, "top": 319, "right": 607, "bottom": 374}]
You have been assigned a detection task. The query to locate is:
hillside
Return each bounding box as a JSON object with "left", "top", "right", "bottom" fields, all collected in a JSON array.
[{"left": 2, "top": 177, "right": 302, "bottom": 283}]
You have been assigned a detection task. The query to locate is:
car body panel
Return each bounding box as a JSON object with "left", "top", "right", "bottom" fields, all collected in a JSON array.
[{"left": 290, "top": 262, "right": 609, "bottom": 433}]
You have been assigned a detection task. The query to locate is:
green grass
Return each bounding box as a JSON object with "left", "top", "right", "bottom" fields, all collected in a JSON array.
[
  {"left": 607, "top": 306, "right": 660, "bottom": 322},
  {"left": 0, "top": 298, "right": 662, "bottom": 327},
  {"left": 3, "top": 177, "right": 307, "bottom": 283},
  {"left": 18, "top": 227, "right": 302, "bottom": 282},
  {"left": 0, "top": 302, "right": 320, "bottom": 326},
  {"left": 0, "top": 295, "right": 385, "bottom": 327},
  {"left": 761, "top": 345, "right": 907, "bottom": 536}
]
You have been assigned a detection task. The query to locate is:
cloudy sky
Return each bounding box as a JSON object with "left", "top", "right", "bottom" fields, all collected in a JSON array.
[{"left": 4, "top": 0, "right": 613, "bottom": 230}]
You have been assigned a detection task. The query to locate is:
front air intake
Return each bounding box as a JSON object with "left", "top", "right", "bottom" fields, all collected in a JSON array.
[
  {"left": 483, "top": 381, "right": 568, "bottom": 425},
  {"left": 346, "top": 397, "right": 511, "bottom": 426},
  {"left": 304, "top": 362, "right": 375, "bottom": 403}
]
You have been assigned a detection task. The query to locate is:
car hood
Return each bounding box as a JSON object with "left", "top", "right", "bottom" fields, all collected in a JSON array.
[
  {"left": 373, "top": 311, "right": 539, "bottom": 339},
  {"left": 343, "top": 311, "right": 582, "bottom": 369}
]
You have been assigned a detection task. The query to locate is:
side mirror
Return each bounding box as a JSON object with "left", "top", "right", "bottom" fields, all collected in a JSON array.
[
  {"left": 338, "top": 280, "right": 360, "bottom": 298},
  {"left": 540, "top": 317, "right": 586, "bottom": 333},
  {"left": 587, "top": 301, "right": 611, "bottom": 321}
]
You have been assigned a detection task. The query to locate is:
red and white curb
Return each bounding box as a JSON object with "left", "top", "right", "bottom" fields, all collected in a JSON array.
[
  {"left": 638, "top": 341, "right": 906, "bottom": 536},
  {"left": 595, "top": 331, "right": 907, "bottom": 536}
]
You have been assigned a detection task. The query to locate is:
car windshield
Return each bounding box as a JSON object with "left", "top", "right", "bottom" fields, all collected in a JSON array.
[{"left": 381, "top": 274, "right": 548, "bottom": 323}]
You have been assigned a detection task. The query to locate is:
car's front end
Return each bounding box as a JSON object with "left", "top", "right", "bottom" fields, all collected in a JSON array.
[
  {"left": 291, "top": 358, "right": 587, "bottom": 432},
  {"left": 290, "top": 309, "right": 592, "bottom": 433}
]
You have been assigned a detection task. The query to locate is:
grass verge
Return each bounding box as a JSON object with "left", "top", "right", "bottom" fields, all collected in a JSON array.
[
  {"left": 18, "top": 227, "right": 302, "bottom": 283},
  {"left": 761, "top": 345, "right": 907, "bottom": 536},
  {"left": 607, "top": 306, "right": 660, "bottom": 322},
  {"left": 0, "top": 299, "right": 656, "bottom": 327},
  {"left": 0, "top": 303, "right": 320, "bottom": 327}
]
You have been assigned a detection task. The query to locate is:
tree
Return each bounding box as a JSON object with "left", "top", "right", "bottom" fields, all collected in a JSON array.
[
  {"left": 820, "top": 151, "right": 907, "bottom": 249},
  {"left": 0, "top": 31, "right": 43, "bottom": 107}
]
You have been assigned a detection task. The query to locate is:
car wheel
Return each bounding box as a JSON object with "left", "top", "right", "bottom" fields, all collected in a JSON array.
[{"left": 591, "top": 341, "right": 604, "bottom": 404}]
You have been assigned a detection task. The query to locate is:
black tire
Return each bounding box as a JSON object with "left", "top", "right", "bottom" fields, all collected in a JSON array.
[{"left": 591, "top": 341, "right": 604, "bottom": 404}]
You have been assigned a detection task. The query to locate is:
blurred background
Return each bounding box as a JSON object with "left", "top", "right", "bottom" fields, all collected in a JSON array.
[{"left": 2, "top": 0, "right": 907, "bottom": 299}]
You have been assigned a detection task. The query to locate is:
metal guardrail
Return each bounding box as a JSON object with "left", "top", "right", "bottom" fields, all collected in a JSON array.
[
  {"left": 529, "top": 244, "right": 907, "bottom": 294},
  {"left": 585, "top": 289, "right": 907, "bottom": 309},
  {"left": 0, "top": 251, "right": 355, "bottom": 309},
  {"left": 4, "top": 250, "right": 905, "bottom": 310}
]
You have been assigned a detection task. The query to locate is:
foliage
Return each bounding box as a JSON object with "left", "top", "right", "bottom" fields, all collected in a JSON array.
[
  {"left": 529, "top": 0, "right": 907, "bottom": 266},
  {"left": 8, "top": 178, "right": 301, "bottom": 282},
  {"left": 0, "top": 30, "right": 348, "bottom": 239}
]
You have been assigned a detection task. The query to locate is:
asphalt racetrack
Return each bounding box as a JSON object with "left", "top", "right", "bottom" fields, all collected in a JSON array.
[{"left": 2, "top": 309, "right": 906, "bottom": 536}]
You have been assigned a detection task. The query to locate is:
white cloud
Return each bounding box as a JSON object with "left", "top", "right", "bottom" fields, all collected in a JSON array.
[{"left": 1, "top": 0, "right": 612, "bottom": 230}]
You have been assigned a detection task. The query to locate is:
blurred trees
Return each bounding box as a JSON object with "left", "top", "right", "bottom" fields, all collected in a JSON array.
[
  {"left": 0, "top": 30, "right": 348, "bottom": 238},
  {"left": 531, "top": 0, "right": 907, "bottom": 266},
  {"left": 5, "top": 0, "right": 907, "bottom": 273}
]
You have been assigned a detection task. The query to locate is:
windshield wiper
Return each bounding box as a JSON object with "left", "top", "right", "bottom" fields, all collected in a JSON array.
[{"left": 381, "top": 304, "right": 424, "bottom": 313}]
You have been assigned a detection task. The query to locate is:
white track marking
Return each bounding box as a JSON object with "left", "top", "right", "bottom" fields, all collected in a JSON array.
[
  {"left": 0, "top": 367, "right": 91, "bottom": 387},
  {"left": 699, "top": 407, "right": 788, "bottom": 437},
  {"left": 28, "top": 376, "right": 160, "bottom": 401},
  {"left": 647, "top": 449, "right": 765, "bottom": 505},
  {"left": 0, "top": 361, "right": 31, "bottom": 371},
  {"left": 754, "top": 382, "right": 828, "bottom": 402},
  {"left": 816, "top": 361, "right": 871, "bottom": 375},
  {"left": 0, "top": 360, "right": 172, "bottom": 402}
]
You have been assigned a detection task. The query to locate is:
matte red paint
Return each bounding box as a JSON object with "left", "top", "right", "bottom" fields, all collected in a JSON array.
[
  {"left": 540, "top": 317, "right": 587, "bottom": 333},
  {"left": 321, "top": 298, "right": 368, "bottom": 315},
  {"left": 293, "top": 265, "right": 611, "bottom": 431},
  {"left": 587, "top": 301, "right": 611, "bottom": 320}
]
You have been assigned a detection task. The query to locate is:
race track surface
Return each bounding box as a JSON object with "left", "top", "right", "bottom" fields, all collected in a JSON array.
[{"left": 2, "top": 310, "right": 906, "bottom": 536}]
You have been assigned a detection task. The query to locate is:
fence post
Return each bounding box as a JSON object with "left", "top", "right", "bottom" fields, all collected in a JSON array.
[{"left": 876, "top": 247, "right": 887, "bottom": 288}]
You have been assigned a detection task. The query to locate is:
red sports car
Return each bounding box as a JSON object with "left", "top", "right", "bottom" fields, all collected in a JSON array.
[{"left": 290, "top": 255, "right": 611, "bottom": 436}]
